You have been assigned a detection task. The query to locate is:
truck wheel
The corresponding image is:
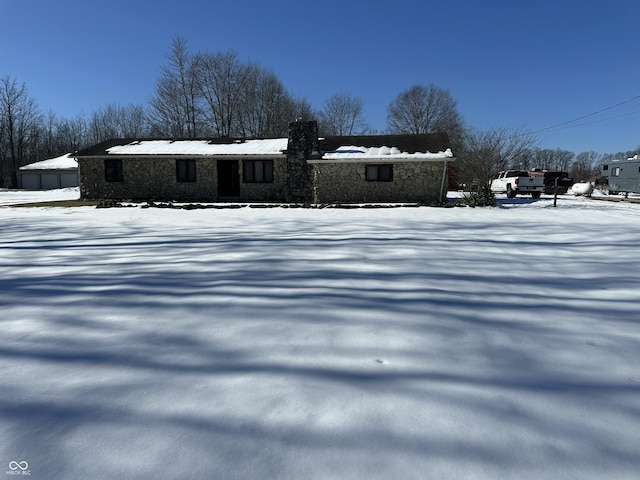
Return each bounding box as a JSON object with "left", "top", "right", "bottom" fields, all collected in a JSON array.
[
  {"left": 506, "top": 185, "right": 516, "bottom": 198},
  {"left": 531, "top": 192, "right": 541, "bottom": 199}
]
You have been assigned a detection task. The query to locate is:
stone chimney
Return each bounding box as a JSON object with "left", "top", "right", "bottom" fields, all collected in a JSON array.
[{"left": 285, "top": 120, "right": 319, "bottom": 203}]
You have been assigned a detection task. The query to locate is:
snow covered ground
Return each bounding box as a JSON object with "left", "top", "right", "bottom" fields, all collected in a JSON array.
[
  {"left": 1, "top": 188, "right": 639, "bottom": 479},
  {"left": 0, "top": 187, "right": 79, "bottom": 206}
]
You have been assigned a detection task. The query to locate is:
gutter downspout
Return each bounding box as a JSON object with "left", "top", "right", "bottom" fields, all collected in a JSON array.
[{"left": 438, "top": 159, "right": 448, "bottom": 204}]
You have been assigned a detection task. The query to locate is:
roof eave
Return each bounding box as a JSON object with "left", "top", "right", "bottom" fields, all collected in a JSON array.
[{"left": 73, "top": 153, "right": 287, "bottom": 160}]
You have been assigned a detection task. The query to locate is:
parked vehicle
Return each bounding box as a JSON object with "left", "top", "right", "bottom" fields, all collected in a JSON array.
[
  {"left": 601, "top": 155, "right": 640, "bottom": 195},
  {"left": 490, "top": 170, "right": 545, "bottom": 198},
  {"left": 529, "top": 170, "right": 573, "bottom": 194}
]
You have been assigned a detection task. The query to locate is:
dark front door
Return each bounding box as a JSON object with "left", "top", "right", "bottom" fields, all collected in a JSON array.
[{"left": 217, "top": 160, "right": 240, "bottom": 197}]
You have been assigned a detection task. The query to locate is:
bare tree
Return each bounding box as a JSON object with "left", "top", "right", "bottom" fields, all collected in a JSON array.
[
  {"left": 458, "top": 126, "right": 539, "bottom": 188},
  {"left": 0, "top": 76, "right": 40, "bottom": 187},
  {"left": 56, "top": 114, "right": 88, "bottom": 152},
  {"left": 149, "top": 42, "right": 314, "bottom": 139},
  {"left": 551, "top": 149, "right": 574, "bottom": 171},
  {"left": 238, "top": 67, "right": 299, "bottom": 138},
  {"left": 532, "top": 148, "right": 575, "bottom": 171},
  {"left": 386, "top": 83, "right": 465, "bottom": 148},
  {"left": 283, "top": 96, "right": 317, "bottom": 133},
  {"left": 284, "top": 95, "right": 315, "bottom": 120},
  {"left": 193, "top": 50, "right": 312, "bottom": 138},
  {"left": 33, "top": 110, "right": 88, "bottom": 158},
  {"left": 149, "top": 37, "right": 200, "bottom": 138},
  {"left": 602, "top": 151, "right": 628, "bottom": 163},
  {"left": 194, "top": 50, "right": 254, "bottom": 137},
  {"left": 318, "top": 93, "right": 369, "bottom": 136},
  {"left": 42, "top": 110, "right": 58, "bottom": 157},
  {"left": 532, "top": 149, "right": 553, "bottom": 170},
  {"left": 88, "top": 103, "right": 150, "bottom": 144},
  {"left": 571, "top": 151, "right": 601, "bottom": 181}
]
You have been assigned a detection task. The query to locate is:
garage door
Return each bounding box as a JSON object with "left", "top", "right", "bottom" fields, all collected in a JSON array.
[
  {"left": 41, "top": 174, "right": 60, "bottom": 189},
  {"left": 60, "top": 173, "right": 78, "bottom": 188},
  {"left": 21, "top": 174, "right": 40, "bottom": 189}
]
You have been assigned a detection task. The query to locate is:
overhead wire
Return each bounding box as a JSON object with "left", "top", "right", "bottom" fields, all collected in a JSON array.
[
  {"left": 523, "top": 94, "right": 640, "bottom": 136},
  {"left": 535, "top": 109, "right": 640, "bottom": 132}
]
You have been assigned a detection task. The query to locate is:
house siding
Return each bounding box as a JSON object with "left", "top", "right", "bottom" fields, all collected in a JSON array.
[
  {"left": 311, "top": 161, "right": 445, "bottom": 204},
  {"left": 79, "top": 157, "right": 286, "bottom": 201}
]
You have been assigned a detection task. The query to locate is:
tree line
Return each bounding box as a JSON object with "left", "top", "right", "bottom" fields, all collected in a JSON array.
[{"left": 1, "top": 37, "right": 637, "bottom": 188}]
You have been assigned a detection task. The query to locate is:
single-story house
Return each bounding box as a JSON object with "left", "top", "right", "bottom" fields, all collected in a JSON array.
[
  {"left": 72, "top": 121, "right": 455, "bottom": 204},
  {"left": 18, "top": 153, "right": 79, "bottom": 189}
]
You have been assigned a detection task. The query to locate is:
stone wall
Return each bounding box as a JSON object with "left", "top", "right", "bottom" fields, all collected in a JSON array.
[
  {"left": 79, "top": 157, "right": 286, "bottom": 202},
  {"left": 310, "top": 161, "right": 446, "bottom": 204}
]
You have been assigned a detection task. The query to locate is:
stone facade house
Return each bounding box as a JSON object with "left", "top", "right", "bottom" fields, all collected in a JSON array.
[{"left": 72, "top": 121, "right": 454, "bottom": 204}]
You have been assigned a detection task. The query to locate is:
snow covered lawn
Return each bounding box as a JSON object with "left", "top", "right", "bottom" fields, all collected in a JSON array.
[
  {"left": 1, "top": 189, "right": 639, "bottom": 479},
  {"left": 0, "top": 187, "right": 79, "bottom": 206}
]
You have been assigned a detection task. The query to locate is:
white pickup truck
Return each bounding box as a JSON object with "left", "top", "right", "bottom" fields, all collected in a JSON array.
[{"left": 490, "top": 170, "right": 545, "bottom": 198}]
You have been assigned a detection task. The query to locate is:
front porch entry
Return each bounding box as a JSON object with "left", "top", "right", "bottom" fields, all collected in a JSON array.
[{"left": 217, "top": 160, "right": 240, "bottom": 198}]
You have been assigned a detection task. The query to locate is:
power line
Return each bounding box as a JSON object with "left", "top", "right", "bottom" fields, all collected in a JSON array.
[
  {"left": 525, "top": 94, "right": 640, "bottom": 136},
  {"left": 538, "top": 109, "right": 640, "bottom": 132}
]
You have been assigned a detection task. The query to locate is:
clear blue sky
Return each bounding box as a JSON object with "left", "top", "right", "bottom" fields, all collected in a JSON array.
[{"left": 2, "top": 0, "right": 639, "bottom": 154}]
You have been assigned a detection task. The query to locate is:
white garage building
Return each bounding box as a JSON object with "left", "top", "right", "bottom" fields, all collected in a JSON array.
[{"left": 19, "top": 153, "right": 79, "bottom": 189}]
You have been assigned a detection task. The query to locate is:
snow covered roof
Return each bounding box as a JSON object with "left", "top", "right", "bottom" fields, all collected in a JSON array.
[
  {"left": 74, "top": 138, "right": 289, "bottom": 158},
  {"left": 19, "top": 153, "right": 77, "bottom": 170},
  {"left": 315, "top": 132, "right": 454, "bottom": 162},
  {"left": 107, "top": 138, "right": 289, "bottom": 156},
  {"left": 316, "top": 145, "right": 454, "bottom": 163},
  {"left": 72, "top": 133, "right": 454, "bottom": 163}
]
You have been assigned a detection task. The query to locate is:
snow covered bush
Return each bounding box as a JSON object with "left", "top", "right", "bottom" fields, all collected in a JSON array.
[{"left": 459, "top": 184, "right": 496, "bottom": 207}]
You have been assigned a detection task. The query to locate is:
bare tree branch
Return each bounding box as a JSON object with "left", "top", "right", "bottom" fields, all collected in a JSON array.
[{"left": 318, "top": 93, "right": 369, "bottom": 136}]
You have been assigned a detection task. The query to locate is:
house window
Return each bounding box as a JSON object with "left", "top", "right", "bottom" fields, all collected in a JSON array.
[
  {"left": 105, "top": 159, "right": 123, "bottom": 182},
  {"left": 602, "top": 165, "right": 608, "bottom": 171},
  {"left": 243, "top": 160, "right": 273, "bottom": 183},
  {"left": 366, "top": 164, "right": 393, "bottom": 182},
  {"left": 612, "top": 167, "right": 621, "bottom": 177},
  {"left": 176, "top": 159, "right": 197, "bottom": 182}
]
